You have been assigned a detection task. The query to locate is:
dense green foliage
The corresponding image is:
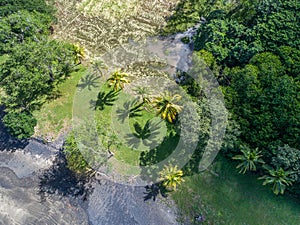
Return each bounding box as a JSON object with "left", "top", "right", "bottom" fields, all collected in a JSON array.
[
  {"left": 0, "top": 1, "right": 77, "bottom": 138},
  {"left": 196, "top": 18, "right": 264, "bottom": 66},
  {"left": 224, "top": 52, "right": 300, "bottom": 153},
  {"left": 0, "top": 41, "right": 74, "bottom": 110},
  {"left": 0, "top": 10, "right": 51, "bottom": 53},
  {"left": 189, "top": 0, "right": 300, "bottom": 194},
  {"left": 163, "top": 0, "right": 235, "bottom": 34},
  {"left": 195, "top": 0, "right": 300, "bottom": 65},
  {"left": 272, "top": 145, "right": 300, "bottom": 185},
  {"left": 0, "top": 0, "right": 55, "bottom": 17},
  {"left": 2, "top": 111, "right": 37, "bottom": 139},
  {"left": 63, "top": 133, "right": 91, "bottom": 174}
]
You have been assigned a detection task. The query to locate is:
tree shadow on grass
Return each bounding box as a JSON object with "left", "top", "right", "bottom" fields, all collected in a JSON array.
[
  {"left": 133, "top": 120, "right": 152, "bottom": 139},
  {"left": 77, "top": 73, "right": 101, "bottom": 91},
  {"left": 90, "top": 90, "right": 120, "bottom": 110},
  {"left": 45, "top": 89, "right": 62, "bottom": 102},
  {"left": 139, "top": 132, "right": 180, "bottom": 182},
  {"left": 125, "top": 119, "right": 161, "bottom": 149},
  {"left": 116, "top": 99, "right": 143, "bottom": 123}
]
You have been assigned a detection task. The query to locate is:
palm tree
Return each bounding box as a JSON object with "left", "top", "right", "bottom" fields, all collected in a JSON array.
[
  {"left": 72, "top": 43, "right": 85, "bottom": 65},
  {"left": 159, "top": 164, "right": 184, "bottom": 191},
  {"left": 232, "top": 147, "right": 264, "bottom": 174},
  {"left": 107, "top": 70, "right": 130, "bottom": 91},
  {"left": 152, "top": 91, "right": 183, "bottom": 123},
  {"left": 259, "top": 167, "right": 294, "bottom": 195}
]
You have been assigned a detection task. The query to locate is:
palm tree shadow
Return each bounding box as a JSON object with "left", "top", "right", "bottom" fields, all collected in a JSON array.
[
  {"left": 77, "top": 73, "right": 101, "bottom": 91},
  {"left": 116, "top": 99, "right": 143, "bottom": 123},
  {"left": 139, "top": 133, "right": 180, "bottom": 181},
  {"left": 45, "top": 90, "right": 62, "bottom": 101},
  {"left": 133, "top": 120, "right": 151, "bottom": 139},
  {"left": 91, "top": 60, "right": 107, "bottom": 77},
  {"left": 143, "top": 182, "right": 169, "bottom": 201},
  {"left": 90, "top": 90, "right": 120, "bottom": 110},
  {"left": 125, "top": 119, "right": 161, "bottom": 149}
]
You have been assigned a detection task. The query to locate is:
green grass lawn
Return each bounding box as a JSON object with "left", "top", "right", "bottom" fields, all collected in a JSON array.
[
  {"left": 33, "top": 66, "right": 87, "bottom": 140},
  {"left": 92, "top": 83, "right": 182, "bottom": 179},
  {"left": 93, "top": 85, "right": 141, "bottom": 166},
  {"left": 172, "top": 156, "right": 300, "bottom": 225},
  {"left": 95, "top": 84, "right": 170, "bottom": 167}
]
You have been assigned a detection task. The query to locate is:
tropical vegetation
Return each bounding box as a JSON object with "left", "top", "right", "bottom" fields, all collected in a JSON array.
[
  {"left": 198, "top": 0, "right": 299, "bottom": 196},
  {"left": 259, "top": 166, "right": 294, "bottom": 195},
  {"left": 63, "top": 132, "right": 92, "bottom": 175},
  {"left": 106, "top": 70, "right": 131, "bottom": 91},
  {"left": 0, "top": 0, "right": 299, "bottom": 224},
  {"left": 0, "top": 0, "right": 79, "bottom": 138},
  {"left": 152, "top": 92, "right": 183, "bottom": 123},
  {"left": 232, "top": 147, "right": 264, "bottom": 174},
  {"left": 159, "top": 164, "right": 184, "bottom": 191}
]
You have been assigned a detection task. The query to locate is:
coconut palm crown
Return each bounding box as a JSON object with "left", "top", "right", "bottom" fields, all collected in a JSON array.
[
  {"left": 152, "top": 91, "right": 183, "bottom": 123},
  {"left": 159, "top": 164, "right": 184, "bottom": 191},
  {"left": 259, "top": 167, "right": 294, "bottom": 195},
  {"left": 107, "top": 70, "right": 130, "bottom": 91},
  {"left": 232, "top": 147, "right": 264, "bottom": 174}
]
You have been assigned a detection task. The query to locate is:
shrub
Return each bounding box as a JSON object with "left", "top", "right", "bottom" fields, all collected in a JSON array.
[{"left": 2, "top": 111, "right": 37, "bottom": 139}]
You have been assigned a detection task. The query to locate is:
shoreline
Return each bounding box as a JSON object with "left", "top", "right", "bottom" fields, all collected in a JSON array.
[{"left": 0, "top": 120, "right": 180, "bottom": 224}]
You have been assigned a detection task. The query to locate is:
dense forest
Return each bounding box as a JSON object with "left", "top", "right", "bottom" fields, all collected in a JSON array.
[
  {"left": 168, "top": 0, "right": 300, "bottom": 195},
  {"left": 0, "top": 0, "right": 299, "bottom": 198},
  {"left": 0, "top": 0, "right": 79, "bottom": 138}
]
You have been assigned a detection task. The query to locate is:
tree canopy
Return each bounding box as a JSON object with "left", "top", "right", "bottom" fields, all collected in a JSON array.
[
  {"left": 190, "top": 0, "right": 300, "bottom": 194},
  {"left": 0, "top": 1, "right": 77, "bottom": 139},
  {"left": 0, "top": 0, "right": 55, "bottom": 17}
]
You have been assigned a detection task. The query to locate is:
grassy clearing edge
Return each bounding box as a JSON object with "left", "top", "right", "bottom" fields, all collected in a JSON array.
[
  {"left": 172, "top": 156, "right": 300, "bottom": 225},
  {"left": 33, "top": 66, "right": 87, "bottom": 140}
]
